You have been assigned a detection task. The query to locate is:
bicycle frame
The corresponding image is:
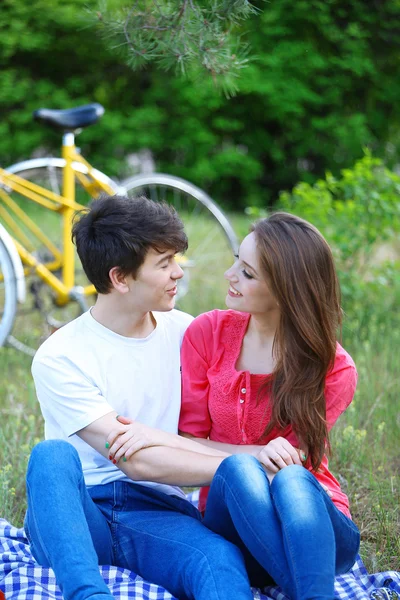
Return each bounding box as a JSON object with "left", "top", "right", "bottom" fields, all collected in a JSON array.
[{"left": 0, "top": 133, "right": 116, "bottom": 305}]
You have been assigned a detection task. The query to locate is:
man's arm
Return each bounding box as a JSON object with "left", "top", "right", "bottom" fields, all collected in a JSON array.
[
  {"left": 32, "top": 353, "right": 227, "bottom": 486},
  {"left": 107, "top": 415, "right": 228, "bottom": 461},
  {"left": 78, "top": 411, "right": 228, "bottom": 487}
]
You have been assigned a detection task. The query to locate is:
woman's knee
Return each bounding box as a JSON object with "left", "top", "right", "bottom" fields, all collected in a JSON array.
[
  {"left": 272, "top": 464, "right": 314, "bottom": 486},
  {"left": 217, "top": 454, "right": 262, "bottom": 479},
  {"left": 212, "top": 454, "right": 269, "bottom": 502},
  {"left": 271, "top": 465, "right": 321, "bottom": 502},
  {"left": 271, "top": 465, "right": 326, "bottom": 523}
]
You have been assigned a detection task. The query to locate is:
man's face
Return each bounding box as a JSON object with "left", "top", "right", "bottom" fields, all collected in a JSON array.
[{"left": 125, "top": 247, "right": 184, "bottom": 312}]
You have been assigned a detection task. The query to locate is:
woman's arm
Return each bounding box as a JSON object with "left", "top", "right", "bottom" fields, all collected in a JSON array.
[
  {"left": 180, "top": 430, "right": 304, "bottom": 469},
  {"left": 179, "top": 430, "right": 262, "bottom": 456}
]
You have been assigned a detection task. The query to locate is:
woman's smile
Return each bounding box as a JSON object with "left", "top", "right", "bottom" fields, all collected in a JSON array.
[{"left": 228, "top": 285, "right": 242, "bottom": 297}]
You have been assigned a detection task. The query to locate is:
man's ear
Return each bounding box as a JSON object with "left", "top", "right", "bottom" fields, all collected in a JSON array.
[{"left": 109, "top": 267, "right": 130, "bottom": 294}]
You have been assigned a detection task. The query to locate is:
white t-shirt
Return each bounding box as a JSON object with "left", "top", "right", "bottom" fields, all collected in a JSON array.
[{"left": 31, "top": 309, "right": 193, "bottom": 497}]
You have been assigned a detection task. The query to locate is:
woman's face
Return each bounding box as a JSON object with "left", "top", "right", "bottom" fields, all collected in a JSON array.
[{"left": 224, "top": 232, "right": 279, "bottom": 316}]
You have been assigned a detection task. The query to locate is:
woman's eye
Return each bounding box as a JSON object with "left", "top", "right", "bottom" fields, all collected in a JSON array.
[{"left": 242, "top": 269, "right": 253, "bottom": 280}]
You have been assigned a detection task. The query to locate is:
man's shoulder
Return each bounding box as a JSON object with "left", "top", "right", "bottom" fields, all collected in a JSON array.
[
  {"left": 33, "top": 312, "right": 89, "bottom": 366},
  {"left": 153, "top": 309, "right": 194, "bottom": 347},
  {"left": 155, "top": 309, "right": 194, "bottom": 330}
]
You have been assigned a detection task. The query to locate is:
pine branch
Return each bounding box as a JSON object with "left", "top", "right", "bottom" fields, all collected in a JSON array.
[{"left": 91, "top": 0, "right": 260, "bottom": 94}]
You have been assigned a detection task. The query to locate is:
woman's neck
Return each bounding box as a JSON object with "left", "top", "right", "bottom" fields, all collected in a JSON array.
[
  {"left": 247, "top": 310, "right": 280, "bottom": 345},
  {"left": 236, "top": 310, "right": 280, "bottom": 374}
]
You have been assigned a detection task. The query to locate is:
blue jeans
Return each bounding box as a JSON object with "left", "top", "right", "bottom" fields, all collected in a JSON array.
[
  {"left": 25, "top": 440, "right": 253, "bottom": 600},
  {"left": 203, "top": 455, "right": 361, "bottom": 600}
]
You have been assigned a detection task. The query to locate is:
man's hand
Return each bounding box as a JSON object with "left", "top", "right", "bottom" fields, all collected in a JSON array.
[
  {"left": 256, "top": 437, "right": 306, "bottom": 473},
  {"left": 78, "top": 411, "right": 226, "bottom": 486},
  {"left": 106, "top": 415, "right": 228, "bottom": 464},
  {"left": 107, "top": 415, "right": 170, "bottom": 463}
]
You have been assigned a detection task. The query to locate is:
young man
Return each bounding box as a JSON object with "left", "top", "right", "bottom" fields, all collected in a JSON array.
[{"left": 26, "top": 195, "right": 253, "bottom": 600}]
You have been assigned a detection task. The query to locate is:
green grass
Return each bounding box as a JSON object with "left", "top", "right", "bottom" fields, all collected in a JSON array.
[
  {"left": 0, "top": 349, "right": 40, "bottom": 525},
  {"left": 331, "top": 319, "right": 400, "bottom": 571},
  {"left": 0, "top": 210, "right": 399, "bottom": 573}
]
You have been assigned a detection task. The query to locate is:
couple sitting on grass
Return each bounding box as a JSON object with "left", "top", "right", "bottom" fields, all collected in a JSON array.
[{"left": 25, "top": 195, "right": 360, "bottom": 600}]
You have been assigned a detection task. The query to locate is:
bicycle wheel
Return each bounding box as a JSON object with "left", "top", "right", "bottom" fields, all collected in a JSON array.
[
  {"left": 0, "top": 236, "right": 17, "bottom": 347},
  {"left": 3, "top": 158, "right": 120, "bottom": 355},
  {"left": 121, "top": 173, "right": 238, "bottom": 316}
]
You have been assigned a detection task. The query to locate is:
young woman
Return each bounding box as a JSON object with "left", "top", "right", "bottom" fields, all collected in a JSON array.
[{"left": 178, "top": 212, "right": 360, "bottom": 600}]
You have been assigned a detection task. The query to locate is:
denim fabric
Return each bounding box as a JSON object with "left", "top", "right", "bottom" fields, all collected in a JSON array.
[
  {"left": 25, "top": 440, "right": 253, "bottom": 600},
  {"left": 203, "top": 455, "right": 361, "bottom": 600}
]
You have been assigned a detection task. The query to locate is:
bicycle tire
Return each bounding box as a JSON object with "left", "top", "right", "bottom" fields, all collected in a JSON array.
[
  {"left": 120, "top": 173, "right": 239, "bottom": 316},
  {"left": 0, "top": 236, "right": 17, "bottom": 347},
  {"left": 2, "top": 158, "right": 120, "bottom": 355}
]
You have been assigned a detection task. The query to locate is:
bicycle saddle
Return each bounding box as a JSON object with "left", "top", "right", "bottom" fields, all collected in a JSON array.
[{"left": 33, "top": 103, "right": 105, "bottom": 131}]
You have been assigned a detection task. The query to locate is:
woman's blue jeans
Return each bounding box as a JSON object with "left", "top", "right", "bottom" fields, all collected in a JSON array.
[
  {"left": 203, "top": 455, "right": 361, "bottom": 600},
  {"left": 24, "top": 440, "right": 253, "bottom": 600}
]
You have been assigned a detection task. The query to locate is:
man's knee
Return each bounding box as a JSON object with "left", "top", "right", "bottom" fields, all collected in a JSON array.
[
  {"left": 172, "top": 535, "right": 249, "bottom": 599},
  {"left": 27, "top": 440, "right": 81, "bottom": 481}
]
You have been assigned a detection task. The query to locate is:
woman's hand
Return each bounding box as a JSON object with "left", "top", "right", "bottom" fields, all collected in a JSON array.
[
  {"left": 106, "top": 415, "right": 164, "bottom": 463},
  {"left": 256, "top": 439, "right": 333, "bottom": 497},
  {"left": 256, "top": 437, "right": 306, "bottom": 473}
]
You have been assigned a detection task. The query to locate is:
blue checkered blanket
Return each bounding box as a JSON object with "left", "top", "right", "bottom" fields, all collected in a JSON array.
[{"left": 1, "top": 513, "right": 399, "bottom": 599}]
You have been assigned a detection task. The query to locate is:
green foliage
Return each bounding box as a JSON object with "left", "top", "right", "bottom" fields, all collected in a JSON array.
[
  {"left": 0, "top": 0, "right": 128, "bottom": 169},
  {"left": 93, "top": 0, "right": 256, "bottom": 95},
  {"left": 279, "top": 153, "right": 400, "bottom": 338},
  {"left": 1, "top": 0, "right": 400, "bottom": 209}
]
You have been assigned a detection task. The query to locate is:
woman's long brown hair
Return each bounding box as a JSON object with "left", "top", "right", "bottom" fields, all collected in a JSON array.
[{"left": 252, "top": 213, "right": 342, "bottom": 470}]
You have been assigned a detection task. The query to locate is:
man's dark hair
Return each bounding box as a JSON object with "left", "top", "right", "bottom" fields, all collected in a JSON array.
[{"left": 72, "top": 194, "right": 188, "bottom": 294}]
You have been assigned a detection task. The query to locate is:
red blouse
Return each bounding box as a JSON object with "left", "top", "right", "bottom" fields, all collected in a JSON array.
[{"left": 179, "top": 309, "right": 358, "bottom": 518}]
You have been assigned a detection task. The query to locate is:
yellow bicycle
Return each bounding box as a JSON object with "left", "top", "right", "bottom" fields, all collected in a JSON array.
[{"left": 0, "top": 103, "right": 238, "bottom": 356}]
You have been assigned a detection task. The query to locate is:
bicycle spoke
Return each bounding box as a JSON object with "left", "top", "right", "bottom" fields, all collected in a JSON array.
[{"left": 47, "top": 165, "right": 61, "bottom": 195}]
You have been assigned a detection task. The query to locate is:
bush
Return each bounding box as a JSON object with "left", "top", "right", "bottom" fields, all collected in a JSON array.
[
  {"left": 278, "top": 153, "right": 400, "bottom": 339},
  {"left": 2, "top": 0, "right": 400, "bottom": 208}
]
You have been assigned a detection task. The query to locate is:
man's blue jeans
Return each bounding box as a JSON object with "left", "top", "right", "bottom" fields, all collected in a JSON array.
[
  {"left": 203, "top": 455, "right": 361, "bottom": 600},
  {"left": 25, "top": 440, "right": 253, "bottom": 600}
]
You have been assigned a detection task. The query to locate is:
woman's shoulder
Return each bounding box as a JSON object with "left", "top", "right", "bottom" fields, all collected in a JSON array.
[
  {"left": 187, "top": 309, "right": 248, "bottom": 333},
  {"left": 334, "top": 341, "right": 356, "bottom": 371},
  {"left": 184, "top": 310, "right": 249, "bottom": 347},
  {"left": 326, "top": 342, "right": 358, "bottom": 390},
  {"left": 325, "top": 342, "right": 358, "bottom": 414}
]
